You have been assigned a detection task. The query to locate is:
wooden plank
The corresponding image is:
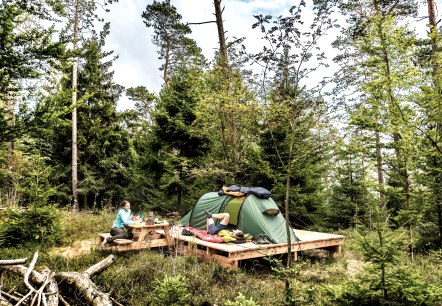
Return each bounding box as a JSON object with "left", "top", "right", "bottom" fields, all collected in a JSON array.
[
  {"left": 114, "top": 239, "right": 133, "bottom": 245},
  {"left": 172, "top": 234, "right": 344, "bottom": 255},
  {"left": 171, "top": 228, "right": 345, "bottom": 269}
]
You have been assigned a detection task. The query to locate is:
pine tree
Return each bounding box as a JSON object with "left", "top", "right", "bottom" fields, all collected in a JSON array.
[
  {"left": 41, "top": 26, "right": 131, "bottom": 209},
  {"left": 55, "top": 0, "right": 118, "bottom": 211},
  {"left": 151, "top": 65, "right": 210, "bottom": 211},
  {"left": 142, "top": 0, "right": 198, "bottom": 85},
  {"left": 0, "top": 1, "right": 63, "bottom": 205}
]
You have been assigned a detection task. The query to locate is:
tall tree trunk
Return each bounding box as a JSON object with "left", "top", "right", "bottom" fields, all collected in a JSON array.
[
  {"left": 373, "top": 0, "right": 413, "bottom": 256},
  {"left": 164, "top": 39, "right": 170, "bottom": 85},
  {"left": 6, "top": 95, "right": 15, "bottom": 205},
  {"left": 71, "top": 0, "right": 79, "bottom": 212},
  {"left": 375, "top": 130, "right": 385, "bottom": 201},
  {"left": 427, "top": 0, "right": 440, "bottom": 84},
  {"left": 284, "top": 145, "right": 293, "bottom": 306},
  {"left": 214, "top": 0, "right": 228, "bottom": 66},
  {"left": 427, "top": 0, "right": 442, "bottom": 247}
]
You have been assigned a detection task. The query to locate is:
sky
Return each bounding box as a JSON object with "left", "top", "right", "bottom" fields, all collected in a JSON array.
[
  {"left": 101, "top": 0, "right": 324, "bottom": 110},
  {"left": 99, "top": 0, "right": 436, "bottom": 111}
]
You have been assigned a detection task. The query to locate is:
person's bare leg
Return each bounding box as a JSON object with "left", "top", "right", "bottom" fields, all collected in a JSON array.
[
  {"left": 212, "top": 213, "right": 230, "bottom": 225},
  {"left": 206, "top": 212, "right": 229, "bottom": 232},
  {"left": 206, "top": 218, "right": 214, "bottom": 232}
]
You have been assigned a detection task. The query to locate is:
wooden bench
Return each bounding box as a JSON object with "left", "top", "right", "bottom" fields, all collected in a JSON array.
[{"left": 98, "top": 233, "right": 133, "bottom": 247}]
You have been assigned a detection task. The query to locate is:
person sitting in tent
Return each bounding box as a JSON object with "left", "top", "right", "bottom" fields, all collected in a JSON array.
[
  {"left": 102, "top": 200, "right": 135, "bottom": 247},
  {"left": 205, "top": 209, "right": 231, "bottom": 235}
]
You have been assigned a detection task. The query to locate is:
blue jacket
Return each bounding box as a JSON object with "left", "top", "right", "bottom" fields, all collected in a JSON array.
[{"left": 112, "top": 209, "right": 135, "bottom": 229}]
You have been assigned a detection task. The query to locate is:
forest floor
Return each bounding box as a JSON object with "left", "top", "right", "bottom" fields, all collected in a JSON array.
[{"left": 49, "top": 238, "right": 97, "bottom": 259}]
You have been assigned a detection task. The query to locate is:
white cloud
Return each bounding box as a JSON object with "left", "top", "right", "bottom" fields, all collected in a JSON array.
[
  {"left": 103, "top": 0, "right": 304, "bottom": 110},
  {"left": 100, "top": 0, "right": 439, "bottom": 111}
]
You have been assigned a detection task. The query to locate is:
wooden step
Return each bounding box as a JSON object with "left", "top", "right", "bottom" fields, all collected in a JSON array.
[{"left": 113, "top": 239, "right": 133, "bottom": 245}]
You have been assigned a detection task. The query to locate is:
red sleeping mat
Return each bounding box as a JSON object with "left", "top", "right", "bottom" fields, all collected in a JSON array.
[{"left": 184, "top": 227, "right": 224, "bottom": 243}]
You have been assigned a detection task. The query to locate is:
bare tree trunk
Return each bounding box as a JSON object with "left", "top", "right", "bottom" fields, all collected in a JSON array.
[
  {"left": 6, "top": 95, "right": 15, "bottom": 206},
  {"left": 71, "top": 0, "right": 80, "bottom": 212},
  {"left": 427, "top": 0, "right": 442, "bottom": 248},
  {"left": 427, "top": 0, "right": 439, "bottom": 82},
  {"left": 164, "top": 39, "right": 170, "bottom": 85},
  {"left": 373, "top": 0, "right": 413, "bottom": 256},
  {"left": 214, "top": 0, "right": 228, "bottom": 66},
  {"left": 375, "top": 131, "right": 384, "bottom": 200}
]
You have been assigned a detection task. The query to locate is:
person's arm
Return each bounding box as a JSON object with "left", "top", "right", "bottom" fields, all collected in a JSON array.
[{"left": 121, "top": 210, "right": 135, "bottom": 226}]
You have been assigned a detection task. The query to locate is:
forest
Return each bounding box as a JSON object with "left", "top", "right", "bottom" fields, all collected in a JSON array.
[{"left": 0, "top": 0, "right": 441, "bottom": 305}]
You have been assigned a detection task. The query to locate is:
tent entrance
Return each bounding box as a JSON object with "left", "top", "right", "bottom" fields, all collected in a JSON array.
[{"left": 224, "top": 197, "right": 245, "bottom": 226}]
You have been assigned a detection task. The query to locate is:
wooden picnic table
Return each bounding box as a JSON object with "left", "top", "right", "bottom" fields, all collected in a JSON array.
[{"left": 99, "top": 222, "right": 172, "bottom": 252}]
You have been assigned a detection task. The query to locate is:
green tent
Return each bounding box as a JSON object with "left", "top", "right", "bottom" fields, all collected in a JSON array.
[{"left": 181, "top": 192, "right": 299, "bottom": 243}]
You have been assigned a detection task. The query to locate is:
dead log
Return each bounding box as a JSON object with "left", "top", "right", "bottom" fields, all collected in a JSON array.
[
  {"left": 0, "top": 254, "right": 115, "bottom": 306},
  {"left": 55, "top": 255, "right": 115, "bottom": 306},
  {"left": 1, "top": 267, "right": 56, "bottom": 305},
  {"left": 0, "top": 298, "right": 12, "bottom": 306},
  {"left": 0, "top": 264, "right": 58, "bottom": 306}
]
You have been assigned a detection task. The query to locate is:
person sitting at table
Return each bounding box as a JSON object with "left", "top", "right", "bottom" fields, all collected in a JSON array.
[
  {"left": 204, "top": 209, "right": 230, "bottom": 235},
  {"left": 102, "top": 200, "right": 135, "bottom": 246}
]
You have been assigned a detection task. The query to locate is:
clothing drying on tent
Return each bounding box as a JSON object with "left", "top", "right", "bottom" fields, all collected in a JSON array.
[
  {"left": 181, "top": 191, "right": 300, "bottom": 244},
  {"left": 218, "top": 185, "right": 272, "bottom": 199}
]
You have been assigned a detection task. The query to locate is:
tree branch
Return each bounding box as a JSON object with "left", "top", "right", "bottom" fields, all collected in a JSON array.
[{"left": 186, "top": 21, "right": 216, "bottom": 25}]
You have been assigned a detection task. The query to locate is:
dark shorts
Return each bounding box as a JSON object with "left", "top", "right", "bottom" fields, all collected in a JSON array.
[
  {"left": 108, "top": 227, "right": 133, "bottom": 242},
  {"left": 208, "top": 223, "right": 227, "bottom": 235}
]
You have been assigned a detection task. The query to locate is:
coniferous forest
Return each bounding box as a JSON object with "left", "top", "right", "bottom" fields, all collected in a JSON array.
[{"left": 0, "top": 0, "right": 441, "bottom": 305}]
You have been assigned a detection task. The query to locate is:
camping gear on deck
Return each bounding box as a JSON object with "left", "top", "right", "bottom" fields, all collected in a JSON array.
[
  {"left": 183, "top": 227, "right": 224, "bottom": 243},
  {"left": 181, "top": 192, "right": 299, "bottom": 244}
]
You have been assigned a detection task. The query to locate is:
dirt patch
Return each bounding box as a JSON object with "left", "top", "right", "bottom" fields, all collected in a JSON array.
[
  {"left": 346, "top": 259, "right": 364, "bottom": 276},
  {"left": 49, "top": 239, "right": 97, "bottom": 259}
]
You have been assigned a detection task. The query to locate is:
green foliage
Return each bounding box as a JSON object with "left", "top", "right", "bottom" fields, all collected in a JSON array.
[
  {"left": 1, "top": 210, "right": 441, "bottom": 306},
  {"left": 8, "top": 139, "right": 57, "bottom": 207},
  {"left": 149, "top": 274, "right": 190, "bottom": 306},
  {"left": 0, "top": 204, "right": 62, "bottom": 247},
  {"left": 0, "top": 1, "right": 63, "bottom": 102},
  {"left": 330, "top": 268, "right": 441, "bottom": 306},
  {"left": 329, "top": 211, "right": 441, "bottom": 305},
  {"left": 37, "top": 26, "right": 133, "bottom": 209},
  {"left": 224, "top": 293, "right": 259, "bottom": 306},
  {"left": 141, "top": 0, "right": 205, "bottom": 82}
]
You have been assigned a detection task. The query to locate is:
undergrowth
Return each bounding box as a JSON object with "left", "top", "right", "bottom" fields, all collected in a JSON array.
[{"left": 0, "top": 211, "right": 441, "bottom": 305}]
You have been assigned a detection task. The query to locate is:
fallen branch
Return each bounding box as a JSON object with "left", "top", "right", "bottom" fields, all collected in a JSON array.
[
  {"left": 15, "top": 252, "right": 39, "bottom": 306},
  {"left": 0, "top": 291, "right": 19, "bottom": 303},
  {"left": 0, "top": 259, "right": 27, "bottom": 266},
  {"left": 0, "top": 298, "right": 13, "bottom": 306},
  {"left": 0, "top": 254, "right": 115, "bottom": 306},
  {"left": 83, "top": 255, "right": 115, "bottom": 278},
  {"left": 109, "top": 296, "right": 123, "bottom": 306},
  {"left": 55, "top": 255, "right": 115, "bottom": 306},
  {"left": 0, "top": 264, "right": 58, "bottom": 306},
  {"left": 58, "top": 294, "right": 70, "bottom": 306}
]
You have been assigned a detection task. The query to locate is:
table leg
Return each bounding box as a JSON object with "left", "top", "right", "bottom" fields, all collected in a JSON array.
[{"left": 163, "top": 226, "right": 172, "bottom": 246}]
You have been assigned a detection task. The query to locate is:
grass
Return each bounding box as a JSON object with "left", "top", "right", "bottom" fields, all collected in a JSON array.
[{"left": 0, "top": 211, "right": 441, "bottom": 305}]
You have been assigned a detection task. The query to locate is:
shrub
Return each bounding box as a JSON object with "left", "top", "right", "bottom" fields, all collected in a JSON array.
[
  {"left": 224, "top": 293, "right": 260, "bottom": 306},
  {"left": 0, "top": 204, "right": 62, "bottom": 247},
  {"left": 149, "top": 274, "right": 190, "bottom": 306}
]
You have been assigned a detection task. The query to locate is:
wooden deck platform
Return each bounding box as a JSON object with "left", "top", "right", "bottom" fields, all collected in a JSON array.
[{"left": 171, "top": 229, "right": 345, "bottom": 269}]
